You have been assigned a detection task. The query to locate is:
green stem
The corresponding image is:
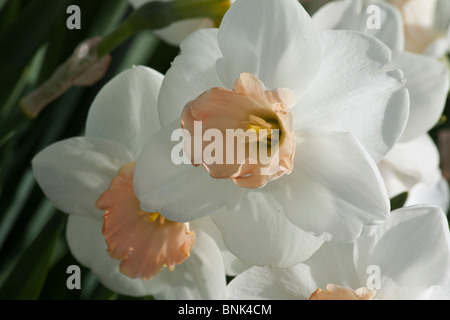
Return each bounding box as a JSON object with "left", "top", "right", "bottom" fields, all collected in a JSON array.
[
  {"left": 172, "top": 0, "right": 230, "bottom": 22},
  {"left": 97, "top": 21, "right": 134, "bottom": 58}
]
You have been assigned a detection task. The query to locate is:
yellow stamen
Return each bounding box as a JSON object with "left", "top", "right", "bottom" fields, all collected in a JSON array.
[
  {"left": 245, "top": 115, "right": 281, "bottom": 145},
  {"left": 139, "top": 211, "right": 165, "bottom": 224}
]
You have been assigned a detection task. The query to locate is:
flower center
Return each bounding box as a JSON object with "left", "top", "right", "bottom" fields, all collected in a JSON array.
[
  {"left": 181, "top": 72, "right": 296, "bottom": 189},
  {"left": 309, "top": 284, "right": 376, "bottom": 300},
  {"left": 96, "top": 162, "right": 196, "bottom": 280},
  {"left": 244, "top": 114, "right": 281, "bottom": 146}
]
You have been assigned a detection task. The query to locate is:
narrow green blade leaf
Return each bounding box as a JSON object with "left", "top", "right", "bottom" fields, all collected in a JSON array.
[
  {"left": 390, "top": 192, "right": 408, "bottom": 211},
  {"left": 0, "top": 0, "right": 71, "bottom": 107}
]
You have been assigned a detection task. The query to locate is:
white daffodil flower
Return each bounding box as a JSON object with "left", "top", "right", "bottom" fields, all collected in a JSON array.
[
  {"left": 128, "top": 0, "right": 235, "bottom": 46},
  {"left": 314, "top": 0, "right": 450, "bottom": 210},
  {"left": 388, "top": 0, "right": 450, "bottom": 57},
  {"left": 226, "top": 205, "right": 450, "bottom": 300},
  {"left": 313, "top": 0, "right": 450, "bottom": 57},
  {"left": 32, "top": 66, "right": 228, "bottom": 299},
  {"left": 134, "top": 0, "right": 410, "bottom": 268}
]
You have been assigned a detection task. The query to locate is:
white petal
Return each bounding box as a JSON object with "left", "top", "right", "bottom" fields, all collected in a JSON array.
[
  {"left": 212, "top": 191, "right": 324, "bottom": 268},
  {"left": 405, "top": 173, "right": 450, "bottom": 214},
  {"left": 379, "top": 134, "right": 440, "bottom": 197},
  {"left": 225, "top": 265, "right": 317, "bottom": 300},
  {"left": 423, "top": 36, "right": 450, "bottom": 58},
  {"left": 313, "top": 0, "right": 405, "bottom": 51},
  {"left": 354, "top": 205, "right": 450, "bottom": 290},
  {"left": 190, "top": 217, "right": 252, "bottom": 276},
  {"left": 154, "top": 19, "right": 215, "bottom": 46},
  {"left": 434, "top": 0, "right": 450, "bottom": 32},
  {"left": 86, "top": 66, "right": 163, "bottom": 159},
  {"left": 157, "top": 28, "right": 224, "bottom": 126},
  {"left": 67, "top": 215, "right": 226, "bottom": 299},
  {"left": 270, "top": 130, "right": 390, "bottom": 242},
  {"left": 373, "top": 278, "right": 435, "bottom": 300},
  {"left": 32, "top": 137, "right": 134, "bottom": 220},
  {"left": 153, "top": 230, "right": 227, "bottom": 300},
  {"left": 66, "top": 214, "right": 167, "bottom": 297},
  {"left": 294, "top": 30, "right": 409, "bottom": 162},
  {"left": 134, "top": 120, "right": 241, "bottom": 222},
  {"left": 304, "top": 241, "right": 362, "bottom": 290},
  {"left": 389, "top": 51, "right": 449, "bottom": 142},
  {"left": 216, "top": 0, "right": 321, "bottom": 95},
  {"left": 128, "top": 0, "right": 216, "bottom": 45}
]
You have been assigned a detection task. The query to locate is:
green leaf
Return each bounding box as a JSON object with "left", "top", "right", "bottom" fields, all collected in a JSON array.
[
  {"left": 390, "top": 192, "right": 408, "bottom": 211},
  {"left": 0, "top": 0, "right": 71, "bottom": 108},
  {"left": 0, "top": 212, "right": 67, "bottom": 300}
]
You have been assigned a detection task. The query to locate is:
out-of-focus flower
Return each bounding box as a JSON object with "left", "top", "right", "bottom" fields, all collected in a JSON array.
[
  {"left": 378, "top": 134, "right": 450, "bottom": 212},
  {"left": 389, "top": 0, "right": 450, "bottom": 57},
  {"left": 405, "top": 174, "right": 450, "bottom": 214},
  {"left": 314, "top": 0, "right": 450, "bottom": 57},
  {"left": 134, "top": 0, "right": 409, "bottom": 268},
  {"left": 314, "top": 0, "right": 450, "bottom": 211},
  {"left": 32, "top": 66, "right": 227, "bottom": 299},
  {"left": 128, "top": 0, "right": 234, "bottom": 45},
  {"left": 225, "top": 206, "right": 450, "bottom": 300}
]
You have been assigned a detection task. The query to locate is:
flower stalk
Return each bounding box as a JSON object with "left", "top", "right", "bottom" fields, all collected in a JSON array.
[{"left": 98, "top": 0, "right": 230, "bottom": 57}]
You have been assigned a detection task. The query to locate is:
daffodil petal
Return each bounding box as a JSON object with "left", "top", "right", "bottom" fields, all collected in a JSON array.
[
  {"left": 153, "top": 230, "right": 226, "bottom": 300},
  {"left": 294, "top": 30, "right": 409, "bottom": 162},
  {"left": 216, "top": 0, "right": 321, "bottom": 95},
  {"left": 405, "top": 174, "right": 450, "bottom": 213},
  {"left": 66, "top": 214, "right": 167, "bottom": 297},
  {"left": 270, "top": 130, "right": 389, "bottom": 242},
  {"left": 354, "top": 205, "right": 450, "bottom": 294},
  {"left": 157, "top": 28, "right": 224, "bottom": 126},
  {"left": 67, "top": 214, "right": 226, "bottom": 299},
  {"left": 134, "top": 120, "right": 243, "bottom": 223},
  {"left": 32, "top": 137, "right": 134, "bottom": 220},
  {"left": 389, "top": 51, "right": 449, "bottom": 142},
  {"left": 225, "top": 264, "right": 318, "bottom": 300},
  {"left": 379, "top": 134, "right": 440, "bottom": 198},
  {"left": 85, "top": 66, "right": 163, "bottom": 159},
  {"left": 313, "top": 0, "right": 405, "bottom": 51},
  {"left": 128, "top": 0, "right": 216, "bottom": 46},
  {"left": 190, "top": 217, "right": 252, "bottom": 276},
  {"left": 212, "top": 190, "right": 324, "bottom": 268}
]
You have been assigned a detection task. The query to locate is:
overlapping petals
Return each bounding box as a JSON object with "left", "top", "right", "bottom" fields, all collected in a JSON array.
[
  {"left": 226, "top": 206, "right": 450, "bottom": 300},
  {"left": 32, "top": 67, "right": 227, "bottom": 298},
  {"left": 136, "top": 0, "right": 409, "bottom": 267}
]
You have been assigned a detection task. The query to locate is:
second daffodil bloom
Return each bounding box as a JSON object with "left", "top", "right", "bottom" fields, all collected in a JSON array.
[
  {"left": 225, "top": 206, "right": 450, "bottom": 300},
  {"left": 32, "top": 66, "right": 227, "bottom": 299},
  {"left": 134, "top": 0, "right": 410, "bottom": 268}
]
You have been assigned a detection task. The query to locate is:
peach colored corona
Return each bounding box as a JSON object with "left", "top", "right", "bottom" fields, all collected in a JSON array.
[
  {"left": 96, "top": 162, "right": 196, "bottom": 280},
  {"left": 309, "top": 284, "right": 376, "bottom": 300},
  {"left": 181, "top": 72, "right": 296, "bottom": 189}
]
